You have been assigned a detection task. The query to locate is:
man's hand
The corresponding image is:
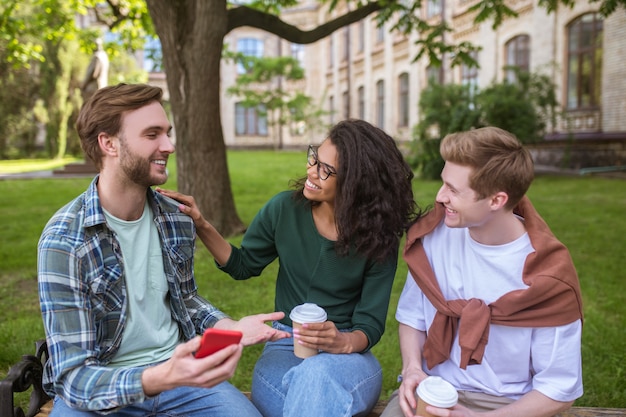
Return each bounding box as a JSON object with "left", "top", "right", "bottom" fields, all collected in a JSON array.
[
  {"left": 215, "top": 313, "right": 291, "bottom": 346},
  {"left": 397, "top": 369, "right": 429, "bottom": 417},
  {"left": 141, "top": 336, "right": 242, "bottom": 396}
]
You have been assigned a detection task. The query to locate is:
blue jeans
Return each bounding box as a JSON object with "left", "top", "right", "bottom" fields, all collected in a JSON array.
[
  {"left": 49, "top": 382, "right": 262, "bottom": 416},
  {"left": 251, "top": 322, "right": 383, "bottom": 417}
]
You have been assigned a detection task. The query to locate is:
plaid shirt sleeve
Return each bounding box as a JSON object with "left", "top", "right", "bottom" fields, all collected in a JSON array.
[{"left": 38, "top": 200, "right": 146, "bottom": 412}]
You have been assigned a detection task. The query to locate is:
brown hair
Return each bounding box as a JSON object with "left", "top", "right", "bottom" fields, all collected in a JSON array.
[
  {"left": 76, "top": 83, "right": 163, "bottom": 169},
  {"left": 440, "top": 126, "right": 534, "bottom": 209}
]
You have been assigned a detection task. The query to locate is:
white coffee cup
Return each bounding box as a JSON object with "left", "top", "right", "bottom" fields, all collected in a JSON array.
[
  {"left": 415, "top": 376, "right": 458, "bottom": 417},
  {"left": 289, "top": 303, "right": 327, "bottom": 358}
]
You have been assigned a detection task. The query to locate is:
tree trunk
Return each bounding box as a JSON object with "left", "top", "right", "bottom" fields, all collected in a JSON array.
[
  {"left": 143, "top": 1, "right": 387, "bottom": 236},
  {"left": 146, "top": 0, "right": 246, "bottom": 236}
]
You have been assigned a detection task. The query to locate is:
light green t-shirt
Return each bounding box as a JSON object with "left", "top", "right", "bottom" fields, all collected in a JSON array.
[{"left": 104, "top": 201, "right": 180, "bottom": 367}]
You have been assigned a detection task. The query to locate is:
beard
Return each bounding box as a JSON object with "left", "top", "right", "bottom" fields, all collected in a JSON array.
[{"left": 118, "top": 136, "right": 168, "bottom": 187}]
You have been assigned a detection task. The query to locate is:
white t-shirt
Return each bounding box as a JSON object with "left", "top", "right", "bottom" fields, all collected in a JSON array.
[{"left": 396, "top": 222, "right": 583, "bottom": 401}]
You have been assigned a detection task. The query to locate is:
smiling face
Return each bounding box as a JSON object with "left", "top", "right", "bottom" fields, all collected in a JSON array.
[
  {"left": 435, "top": 161, "right": 494, "bottom": 229},
  {"left": 303, "top": 139, "right": 338, "bottom": 205},
  {"left": 115, "top": 101, "right": 174, "bottom": 188}
]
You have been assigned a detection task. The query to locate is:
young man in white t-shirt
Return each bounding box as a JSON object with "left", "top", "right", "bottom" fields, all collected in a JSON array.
[{"left": 381, "top": 127, "right": 583, "bottom": 417}]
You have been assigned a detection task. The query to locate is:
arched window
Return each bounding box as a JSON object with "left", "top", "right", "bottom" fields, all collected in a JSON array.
[
  {"left": 566, "top": 13, "right": 603, "bottom": 109},
  {"left": 505, "top": 35, "right": 530, "bottom": 82}
]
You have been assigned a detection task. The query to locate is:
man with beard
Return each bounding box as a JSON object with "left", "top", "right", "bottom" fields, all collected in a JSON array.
[{"left": 37, "top": 83, "right": 289, "bottom": 417}]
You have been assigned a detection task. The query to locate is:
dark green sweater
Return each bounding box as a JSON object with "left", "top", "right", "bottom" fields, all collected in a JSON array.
[{"left": 219, "top": 191, "right": 397, "bottom": 351}]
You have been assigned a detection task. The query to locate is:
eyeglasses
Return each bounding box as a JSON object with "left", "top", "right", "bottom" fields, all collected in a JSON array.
[{"left": 307, "top": 145, "right": 337, "bottom": 181}]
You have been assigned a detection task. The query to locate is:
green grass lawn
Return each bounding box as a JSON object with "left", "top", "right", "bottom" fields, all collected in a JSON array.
[{"left": 1, "top": 152, "right": 625, "bottom": 408}]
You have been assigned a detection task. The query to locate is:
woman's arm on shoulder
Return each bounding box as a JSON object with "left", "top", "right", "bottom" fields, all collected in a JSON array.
[{"left": 156, "top": 188, "right": 232, "bottom": 265}]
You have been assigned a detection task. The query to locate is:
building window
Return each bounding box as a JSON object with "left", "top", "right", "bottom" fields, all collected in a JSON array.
[
  {"left": 329, "top": 95, "right": 335, "bottom": 125},
  {"left": 505, "top": 35, "right": 530, "bottom": 82},
  {"left": 376, "top": 80, "right": 385, "bottom": 129},
  {"left": 461, "top": 51, "right": 479, "bottom": 97},
  {"left": 343, "top": 91, "right": 350, "bottom": 119},
  {"left": 342, "top": 27, "right": 350, "bottom": 62},
  {"left": 358, "top": 86, "right": 365, "bottom": 120},
  {"left": 398, "top": 73, "right": 409, "bottom": 127},
  {"left": 374, "top": 16, "right": 385, "bottom": 44},
  {"left": 290, "top": 108, "right": 306, "bottom": 136},
  {"left": 426, "top": 0, "right": 442, "bottom": 18},
  {"left": 291, "top": 43, "right": 305, "bottom": 66},
  {"left": 566, "top": 13, "right": 603, "bottom": 110},
  {"left": 357, "top": 21, "right": 365, "bottom": 53},
  {"left": 329, "top": 35, "right": 334, "bottom": 68},
  {"left": 426, "top": 64, "right": 442, "bottom": 84},
  {"left": 235, "top": 103, "right": 267, "bottom": 136},
  {"left": 236, "top": 37, "right": 264, "bottom": 74}
]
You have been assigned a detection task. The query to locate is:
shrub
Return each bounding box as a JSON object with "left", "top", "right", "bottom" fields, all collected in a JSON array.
[
  {"left": 477, "top": 82, "right": 541, "bottom": 143},
  {"left": 407, "top": 82, "right": 482, "bottom": 179},
  {"left": 407, "top": 69, "right": 559, "bottom": 179},
  {"left": 477, "top": 68, "right": 559, "bottom": 144}
]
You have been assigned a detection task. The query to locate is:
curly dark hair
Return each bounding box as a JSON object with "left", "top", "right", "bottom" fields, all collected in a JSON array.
[{"left": 292, "top": 119, "right": 422, "bottom": 262}]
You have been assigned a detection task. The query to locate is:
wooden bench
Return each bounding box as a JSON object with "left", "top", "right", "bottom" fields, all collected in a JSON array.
[{"left": 2, "top": 341, "right": 625, "bottom": 417}]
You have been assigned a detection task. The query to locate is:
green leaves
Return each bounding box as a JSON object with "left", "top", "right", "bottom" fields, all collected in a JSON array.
[
  {"left": 468, "top": 0, "right": 518, "bottom": 29},
  {"left": 1, "top": 0, "right": 153, "bottom": 70}
]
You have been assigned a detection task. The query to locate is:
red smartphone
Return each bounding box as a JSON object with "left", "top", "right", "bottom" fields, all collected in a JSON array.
[{"left": 195, "top": 328, "right": 243, "bottom": 359}]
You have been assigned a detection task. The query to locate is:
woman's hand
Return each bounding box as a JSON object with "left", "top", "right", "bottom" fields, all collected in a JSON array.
[
  {"left": 156, "top": 187, "right": 233, "bottom": 265},
  {"left": 156, "top": 188, "right": 205, "bottom": 227},
  {"left": 292, "top": 321, "right": 368, "bottom": 354}
]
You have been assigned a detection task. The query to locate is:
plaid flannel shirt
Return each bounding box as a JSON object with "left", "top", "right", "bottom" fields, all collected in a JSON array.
[{"left": 37, "top": 176, "right": 228, "bottom": 412}]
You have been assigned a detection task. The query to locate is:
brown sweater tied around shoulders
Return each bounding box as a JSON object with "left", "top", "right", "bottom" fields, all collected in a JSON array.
[{"left": 403, "top": 196, "right": 583, "bottom": 370}]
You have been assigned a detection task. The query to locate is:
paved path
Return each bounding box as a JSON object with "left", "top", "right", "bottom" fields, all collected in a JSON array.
[
  {"left": 0, "top": 170, "right": 95, "bottom": 180},
  {"left": 2, "top": 166, "right": 624, "bottom": 180}
]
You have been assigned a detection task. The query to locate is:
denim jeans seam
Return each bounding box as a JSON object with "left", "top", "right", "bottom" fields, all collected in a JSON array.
[
  {"left": 349, "top": 363, "right": 383, "bottom": 394},
  {"left": 255, "top": 367, "right": 288, "bottom": 401}
]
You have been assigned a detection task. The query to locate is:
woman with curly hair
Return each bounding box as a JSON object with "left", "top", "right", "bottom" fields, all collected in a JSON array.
[{"left": 157, "top": 119, "right": 422, "bottom": 417}]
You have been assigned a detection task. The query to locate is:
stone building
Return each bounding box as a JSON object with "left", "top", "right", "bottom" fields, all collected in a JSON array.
[{"left": 221, "top": 0, "right": 626, "bottom": 169}]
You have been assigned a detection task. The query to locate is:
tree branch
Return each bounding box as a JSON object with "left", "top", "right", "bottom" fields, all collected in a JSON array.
[{"left": 226, "top": 3, "right": 385, "bottom": 44}]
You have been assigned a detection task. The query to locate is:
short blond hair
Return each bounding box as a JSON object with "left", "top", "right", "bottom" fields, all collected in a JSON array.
[{"left": 440, "top": 126, "right": 534, "bottom": 209}]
